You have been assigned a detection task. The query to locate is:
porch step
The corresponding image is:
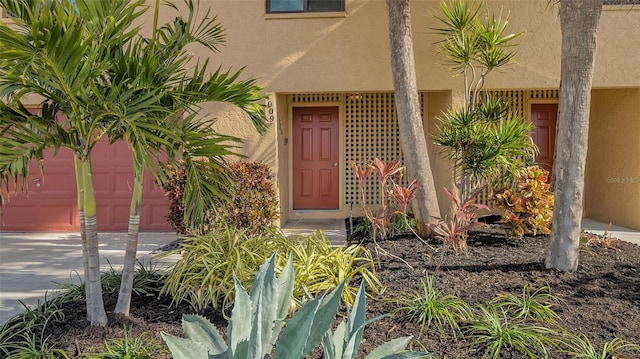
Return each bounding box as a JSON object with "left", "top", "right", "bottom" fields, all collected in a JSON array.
[{"left": 281, "top": 219, "right": 347, "bottom": 246}]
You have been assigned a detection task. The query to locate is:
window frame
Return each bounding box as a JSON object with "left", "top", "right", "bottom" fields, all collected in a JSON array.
[{"left": 266, "top": 0, "right": 345, "bottom": 14}]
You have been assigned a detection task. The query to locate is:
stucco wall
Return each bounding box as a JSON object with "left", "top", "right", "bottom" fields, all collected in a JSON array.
[
  {"left": 585, "top": 89, "right": 640, "bottom": 230},
  {"left": 149, "top": 1, "right": 640, "bottom": 94}
]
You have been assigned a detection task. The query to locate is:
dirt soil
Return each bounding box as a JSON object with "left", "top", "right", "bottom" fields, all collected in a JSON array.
[{"left": 15, "top": 224, "right": 640, "bottom": 358}]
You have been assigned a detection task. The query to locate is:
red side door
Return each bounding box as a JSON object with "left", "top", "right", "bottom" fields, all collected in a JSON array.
[
  {"left": 530, "top": 103, "right": 558, "bottom": 173},
  {"left": 292, "top": 107, "right": 340, "bottom": 210}
]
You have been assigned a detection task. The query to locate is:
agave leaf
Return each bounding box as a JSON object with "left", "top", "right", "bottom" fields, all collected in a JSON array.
[
  {"left": 365, "top": 336, "right": 416, "bottom": 359},
  {"left": 181, "top": 314, "right": 227, "bottom": 354},
  {"left": 272, "top": 255, "right": 295, "bottom": 343},
  {"left": 160, "top": 332, "right": 210, "bottom": 359},
  {"left": 272, "top": 295, "right": 323, "bottom": 359},
  {"left": 250, "top": 254, "right": 280, "bottom": 357},
  {"left": 301, "top": 281, "right": 346, "bottom": 355},
  {"left": 342, "top": 282, "right": 367, "bottom": 359},
  {"left": 228, "top": 277, "right": 251, "bottom": 358}
]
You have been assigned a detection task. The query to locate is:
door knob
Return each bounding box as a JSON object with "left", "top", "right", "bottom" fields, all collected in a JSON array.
[{"left": 333, "top": 162, "right": 338, "bottom": 167}]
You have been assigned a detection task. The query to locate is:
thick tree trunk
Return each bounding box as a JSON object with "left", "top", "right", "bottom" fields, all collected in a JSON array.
[
  {"left": 115, "top": 162, "right": 144, "bottom": 315},
  {"left": 81, "top": 159, "right": 108, "bottom": 325},
  {"left": 386, "top": 0, "right": 441, "bottom": 237},
  {"left": 546, "top": 0, "right": 602, "bottom": 271}
]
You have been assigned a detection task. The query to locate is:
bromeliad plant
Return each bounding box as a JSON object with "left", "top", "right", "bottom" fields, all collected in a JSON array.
[
  {"left": 431, "top": 186, "right": 490, "bottom": 253},
  {"left": 492, "top": 165, "right": 554, "bottom": 238},
  {"left": 162, "top": 255, "right": 428, "bottom": 359}
]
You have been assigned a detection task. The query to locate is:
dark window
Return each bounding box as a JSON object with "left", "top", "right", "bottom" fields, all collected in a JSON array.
[
  {"left": 267, "top": 0, "right": 344, "bottom": 13},
  {"left": 603, "top": 0, "right": 640, "bottom": 4}
]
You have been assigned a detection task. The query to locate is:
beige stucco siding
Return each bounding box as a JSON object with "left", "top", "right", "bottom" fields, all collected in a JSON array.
[
  {"left": 585, "top": 89, "right": 640, "bottom": 230},
  {"left": 159, "top": 1, "right": 640, "bottom": 94}
]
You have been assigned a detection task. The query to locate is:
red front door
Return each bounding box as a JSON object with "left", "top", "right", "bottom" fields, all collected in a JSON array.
[
  {"left": 530, "top": 103, "right": 558, "bottom": 172},
  {"left": 292, "top": 107, "right": 339, "bottom": 210}
]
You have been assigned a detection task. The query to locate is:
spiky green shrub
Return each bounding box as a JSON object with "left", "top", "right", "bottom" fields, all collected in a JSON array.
[
  {"left": 392, "top": 274, "right": 472, "bottom": 339},
  {"left": 92, "top": 328, "right": 152, "bottom": 359},
  {"left": 559, "top": 333, "right": 640, "bottom": 359},
  {"left": 273, "top": 230, "right": 384, "bottom": 306},
  {"left": 162, "top": 255, "right": 428, "bottom": 359},
  {"left": 162, "top": 160, "right": 279, "bottom": 235},
  {"left": 489, "top": 283, "right": 562, "bottom": 323},
  {"left": 0, "top": 297, "right": 68, "bottom": 359},
  {"left": 159, "top": 225, "right": 274, "bottom": 311},
  {"left": 466, "top": 305, "right": 559, "bottom": 358}
]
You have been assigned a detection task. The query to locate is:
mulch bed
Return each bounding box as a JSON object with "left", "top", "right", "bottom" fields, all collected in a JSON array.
[{"left": 8, "top": 224, "right": 640, "bottom": 358}]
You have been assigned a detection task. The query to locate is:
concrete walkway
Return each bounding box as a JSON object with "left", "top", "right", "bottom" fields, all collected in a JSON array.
[
  {"left": 1, "top": 217, "right": 637, "bottom": 325},
  {"left": 0, "top": 232, "right": 179, "bottom": 325}
]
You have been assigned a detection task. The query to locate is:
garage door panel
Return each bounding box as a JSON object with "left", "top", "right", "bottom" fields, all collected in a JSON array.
[{"left": 2, "top": 139, "right": 171, "bottom": 232}]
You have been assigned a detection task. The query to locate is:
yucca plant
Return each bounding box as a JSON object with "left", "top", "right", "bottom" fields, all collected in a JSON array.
[
  {"left": 392, "top": 274, "right": 472, "bottom": 339},
  {"left": 466, "top": 305, "right": 559, "bottom": 358},
  {"left": 272, "top": 230, "right": 384, "bottom": 306},
  {"left": 489, "top": 283, "right": 562, "bottom": 323},
  {"left": 559, "top": 333, "right": 640, "bottom": 359},
  {"left": 159, "top": 224, "right": 273, "bottom": 311}
]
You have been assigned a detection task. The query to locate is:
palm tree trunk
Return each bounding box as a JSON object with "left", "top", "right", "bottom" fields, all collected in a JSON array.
[
  {"left": 115, "top": 161, "right": 144, "bottom": 315},
  {"left": 74, "top": 156, "right": 92, "bottom": 322},
  {"left": 546, "top": 0, "right": 602, "bottom": 271},
  {"left": 386, "top": 0, "right": 441, "bottom": 237},
  {"left": 80, "top": 158, "right": 108, "bottom": 325}
]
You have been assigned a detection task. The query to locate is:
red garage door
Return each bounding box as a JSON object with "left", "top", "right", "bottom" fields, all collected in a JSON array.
[{"left": 1, "top": 139, "right": 171, "bottom": 232}]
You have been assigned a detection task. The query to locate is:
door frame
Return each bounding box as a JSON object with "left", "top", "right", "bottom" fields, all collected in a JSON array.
[{"left": 288, "top": 102, "right": 345, "bottom": 218}]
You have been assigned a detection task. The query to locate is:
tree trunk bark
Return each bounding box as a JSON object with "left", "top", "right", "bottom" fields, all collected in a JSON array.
[
  {"left": 81, "top": 158, "right": 108, "bottom": 325},
  {"left": 115, "top": 162, "right": 144, "bottom": 315},
  {"left": 74, "top": 156, "right": 92, "bottom": 322},
  {"left": 546, "top": 0, "right": 602, "bottom": 271},
  {"left": 385, "top": 0, "right": 441, "bottom": 237}
]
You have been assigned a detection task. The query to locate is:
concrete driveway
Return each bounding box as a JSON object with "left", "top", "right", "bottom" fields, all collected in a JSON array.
[{"left": 0, "top": 231, "right": 178, "bottom": 325}]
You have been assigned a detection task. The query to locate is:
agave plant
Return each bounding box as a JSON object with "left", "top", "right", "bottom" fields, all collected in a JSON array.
[{"left": 162, "top": 254, "right": 429, "bottom": 359}]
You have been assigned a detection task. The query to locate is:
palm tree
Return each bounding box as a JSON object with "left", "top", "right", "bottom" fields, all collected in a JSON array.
[
  {"left": 107, "top": 0, "right": 266, "bottom": 315},
  {"left": 0, "top": 0, "right": 170, "bottom": 325},
  {"left": 545, "top": 0, "right": 603, "bottom": 271},
  {"left": 385, "top": 0, "right": 441, "bottom": 237}
]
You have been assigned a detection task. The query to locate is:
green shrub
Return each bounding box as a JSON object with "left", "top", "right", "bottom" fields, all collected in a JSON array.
[
  {"left": 492, "top": 165, "right": 554, "bottom": 237},
  {"left": 489, "top": 283, "right": 562, "bottom": 323},
  {"left": 0, "top": 297, "right": 68, "bottom": 359},
  {"left": 466, "top": 305, "right": 559, "bottom": 358},
  {"left": 392, "top": 274, "right": 472, "bottom": 339},
  {"left": 161, "top": 255, "right": 428, "bottom": 359},
  {"left": 159, "top": 224, "right": 273, "bottom": 311},
  {"left": 162, "top": 159, "right": 279, "bottom": 236},
  {"left": 92, "top": 328, "right": 152, "bottom": 359},
  {"left": 559, "top": 333, "right": 640, "bottom": 359},
  {"left": 273, "top": 230, "right": 384, "bottom": 307}
]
